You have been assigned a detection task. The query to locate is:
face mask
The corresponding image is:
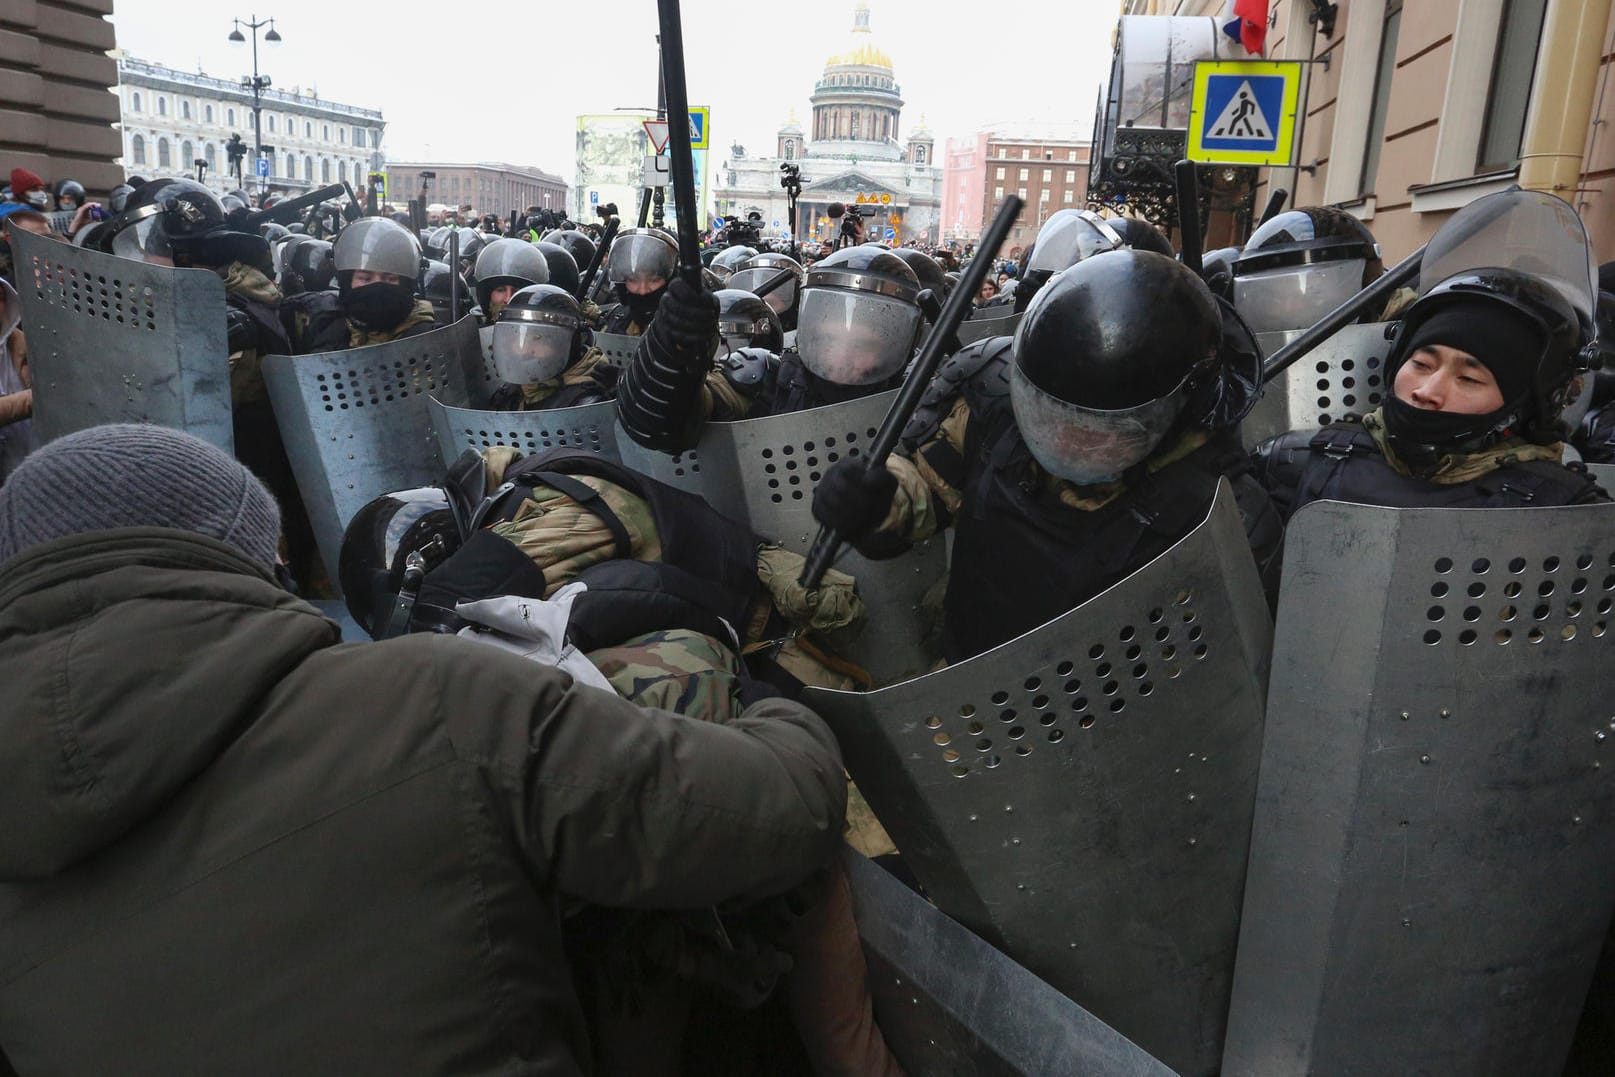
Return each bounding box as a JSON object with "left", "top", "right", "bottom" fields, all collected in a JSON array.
[
  {"left": 24, "top": 190, "right": 49, "bottom": 208},
  {"left": 1382, "top": 394, "right": 1517, "bottom": 469},
  {"left": 624, "top": 285, "right": 665, "bottom": 323},
  {"left": 58, "top": 200, "right": 78, "bottom": 211},
  {"left": 346, "top": 282, "right": 417, "bottom": 331}
]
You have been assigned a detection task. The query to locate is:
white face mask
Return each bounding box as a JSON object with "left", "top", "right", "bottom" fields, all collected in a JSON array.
[{"left": 24, "top": 190, "right": 49, "bottom": 208}]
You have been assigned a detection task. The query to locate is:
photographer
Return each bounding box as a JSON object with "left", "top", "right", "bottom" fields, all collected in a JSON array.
[{"left": 827, "top": 202, "right": 869, "bottom": 249}]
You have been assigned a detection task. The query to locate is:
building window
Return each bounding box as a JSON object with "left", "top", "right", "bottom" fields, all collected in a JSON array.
[
  {"left": 157, "top": 96, "right": 167, "bottom": 116},
  {"left": 851, "top": 112, "right": 860, "bottom": 138},
  {"left": 1068, "top": 150, "right": 1077, "bottom": 161},
  {"left": 305, "top": 121, "right": 312, "bottom": 137},
  {"left": 1063, "top": 190, "right": 1074, "bottom": 204},
  {"left": 321, "top": 158, "right": 331, "bottom": 182},
  {"left": 131, "top": 91, "right": 142, "bottom": 111},
  {"left": 285, "top": 153, "right": 294, "bottom": 176},
  {"left": 304, "top": 155, "right": 313, "bottom": 181},
  {"left": 205, "top": 143, "right": 217, "bottom": 171},
  {"left": 995, "top": 166, "right": 1005, "bottom": 180},
  {"left": 227, "top": 107, "right": 236, "bottom": 125},
  {"left": 915, "top": 145, "right": 926, "bottom": 164},
  {"left": 132, "top": 134, "right": 146, "bottom": 164},
  {"left": 1017, "top": 187, "right": 1027, "bottom": 200},
  {"left": 1042, "top": 168, "right": 1052, "bottom": 181},
  {"left": 994, "top": 185, "right": 1004, "bottom": 199},
  {"left": 370, "top": 130, "right": 380, "bottom": 148},
  {"left": 1360, "top": 0, "right": 1403, "bottom": 193},
  {"left": 267, "top": 115, "right": 276, "bottom": 133},
  {"left": 205, "top": 104, "right": 214, "bottom": 123},
  {"left": 322, "top": 124, "right": 329, "bottom": 140},
  {"left": 1066, "top": 169, "right": 1076, "bottom": 183},
  {"left": 1039, "top": 188, "right": 1051, "bottom": 201},
  {"left": 157, "top": 137, "right": 170, "bottom": 167},
  {"left": 1478, "top": 0, "right": 1549, "bottom": 170},
  {"left": 353, "top": 125, "right": 365, "bottom": 144},
  {"left": 1018, "top": 168, "right": 1028, "bottom": 180},
  {"left": 181, "top": 100, "right": 191, "bottom": 120},
  {"left": 1020, "top": 148, "right": 1029, "bottom": 159},
  {"left": 339, "top": 128, "right": 346, "bottom": 144},
  {"left": 181, "top": 140, "right": 192, "bottom": 168},
  {"left": 1044, "top": 150, "right": 1053, "bottom": 160}
]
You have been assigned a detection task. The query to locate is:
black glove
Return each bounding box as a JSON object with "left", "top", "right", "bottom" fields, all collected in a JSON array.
[
  {"left": 812, "top": 457, "right": 898, "bottom": 542},
  {"left": 647, "top": 275, "right": 718, "bottom": 369},
  {"left": 225, "top": 306, "right": 257, "bottom": 354}
]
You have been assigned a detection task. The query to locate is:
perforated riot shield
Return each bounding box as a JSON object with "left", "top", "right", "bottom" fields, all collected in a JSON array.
[
  {"left": 466, "top": 323, "right": 500, "bottom": 408},
  {"left": 843, "top": 850, "right": 1174, "bottom": 1076},
  {"left": 263, "top": 315, "right": 478, "bottom": 584},
  {"left": 711, "top": 390, "right": 947, "bottom": 685},
  {"left": 593, "top": 331, "right": 640, "bottom": 367},
  {"left": 957, "top": 311, "right": 1021, "bottom": 346},
  {"left": 803, "top": 481, "right": 1273, "bottom": 1076},
  {"left": 1223, "top": 498, "right": 1615, "bottom": 1076},
  {"left": 1240, "top": 322, "right": 1392, "bottom": 450},
  {"left": 1587, "top": 462, "right": 1615, "bottom": 493},
  {"left": 10, "top": 225, "right": 234, "bottom": 451}
]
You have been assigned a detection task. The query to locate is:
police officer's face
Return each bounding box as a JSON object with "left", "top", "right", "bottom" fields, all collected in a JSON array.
[
  {"left": 351, "top": 268, "right": 405, "bottom": 288},
  {"left": 1394, "top": 345, "right": 1505, "bottom": 415},
  {"left": 624, "top": 276, "right": 666, "bottom": 296},
  {"left": 490, "top": 284, "right": 517, "bottom": 309}
]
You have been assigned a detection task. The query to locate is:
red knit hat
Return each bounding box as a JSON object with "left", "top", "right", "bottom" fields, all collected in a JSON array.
[{"left": 9, "top": 168, "right": 45, "bottom": 194}]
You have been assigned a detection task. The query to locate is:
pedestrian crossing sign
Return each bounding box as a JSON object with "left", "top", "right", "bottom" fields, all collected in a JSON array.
[{"left": 1187, "top": 60, "right": 1302, "bottom": 166}]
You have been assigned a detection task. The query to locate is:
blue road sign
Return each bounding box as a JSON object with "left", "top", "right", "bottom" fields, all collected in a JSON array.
[
  {"left": 1187, "top": 61, "right": 1302, "bottom": 166},
  {"left": 255, "top": 157, "right": 270, "bottom": 178},
  {"left": 884, "top": 226, "right": 897, "bottom": 242},
  {"left": 712, "top": 216, "right": 726, "bottom": 231},
  {"left": 589, "top": 190, "right": 599, "bottom": 204}
]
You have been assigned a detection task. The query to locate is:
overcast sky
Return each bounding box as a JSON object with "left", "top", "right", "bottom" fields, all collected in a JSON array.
[{"left": 110, "top": 0, "right": 1117, "bottom": 176}]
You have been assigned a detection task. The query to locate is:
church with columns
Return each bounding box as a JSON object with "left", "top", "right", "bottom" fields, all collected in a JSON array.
[{"left": 709, "top": 3, "right": 943, "bottom": 246}]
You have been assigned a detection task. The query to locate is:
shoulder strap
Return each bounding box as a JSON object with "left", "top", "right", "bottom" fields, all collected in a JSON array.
[{"left": 522, "top": 470, "right": 633, "bottom": 559}]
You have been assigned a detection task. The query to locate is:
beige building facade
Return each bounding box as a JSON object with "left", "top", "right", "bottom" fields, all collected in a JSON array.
[
  {"left": 1122, "top": 0, "right": 1615, "bottom": 263},
  {"left": 0, "top": 0, "right": 123, "bottom": 195}
]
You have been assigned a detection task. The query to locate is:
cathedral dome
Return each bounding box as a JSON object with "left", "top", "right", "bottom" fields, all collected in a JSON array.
[{"left": 823, "top": 3, "right": 892, "bottom": 72}]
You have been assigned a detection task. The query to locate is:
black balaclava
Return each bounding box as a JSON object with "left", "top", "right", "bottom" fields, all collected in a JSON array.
[
  {"left": 346, "top": 280, "right": 417, "bottom": 331},
  {"left": 614, "top": 281, "right": 666, "bottom": 326}
]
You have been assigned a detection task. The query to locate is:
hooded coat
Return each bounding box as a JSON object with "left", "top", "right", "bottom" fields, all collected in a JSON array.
[{"left": 0, "top": 528, "right": 845, "bottom": 1076}]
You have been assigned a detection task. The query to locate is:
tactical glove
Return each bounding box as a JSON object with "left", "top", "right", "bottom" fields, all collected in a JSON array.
[
  {"left": 648, "top": 275, "right": 719, "bottom": 371},
  {"left": 812, "top": 458, "right": 898, "bottom": 542}
]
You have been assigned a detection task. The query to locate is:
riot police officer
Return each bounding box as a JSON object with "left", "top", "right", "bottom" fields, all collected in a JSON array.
[
  {"left": 472, "top": 237, "right": 549, "bottom": 323},
  {"left": 615, "top": 246, "right": 924, "bottom": 454},
  {"left": 533, "top": 240, "right": 581, "bottom": 297},
  {"left": 599, "top": 227, "right": 680, "bottom": 335},
  {"left": 1254, "top": 268, "right": 1609, "bottom": 515},
  {"left": 486, "top": 284, "right": 617, "bottom": 411},
  {"left": 285, "top": 218, "right": 437, "bottom": 353},
  {"left": 1009, "top": 210, "right": 1128, "bottom": 314},
  {"left": 1231, "top": 207, "right": 1384, "bottom": 342},
  {"left": 727, "top": 251, "right": 806, "bottom": 330},
  {"left": 708, "top": 244, "right": 757, "bottom": 284},
  {"left": 812, "top": 250, "right": 1282, "bottom": 663}
]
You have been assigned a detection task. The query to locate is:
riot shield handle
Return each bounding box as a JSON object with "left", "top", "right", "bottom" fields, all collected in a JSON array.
[
  {"left": 577, "top": 216, "right": 619, "bottom": 301},
  {"left": 1261, "top": 243, "right": 1424, "bottom": 384},
  {"left": 799, "top": 195, "right": 1024, "bottom": 590},
  {"left": 656, "top": 0, "right": 703, "bottom": 289},
  {"left": 1174, "top": 160, "right": 1204, "bottom": 276}
]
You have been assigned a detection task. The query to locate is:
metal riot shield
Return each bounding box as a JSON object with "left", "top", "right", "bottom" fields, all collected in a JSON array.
[
  {"left": 10, "top": 225, "right": 234, "bottom": 452},
  {"left": 804, "top": 480, "right": 1273, "bottom": 1076},
  {"left": 713, "top": 390, "right": 948, "bottom": 685},
  {"left": 1587, "top": 462, "right": 1615, "bottom": 493},
  {"left": 593, "top": 331, "right": 641, "bottom": 367},
  {"left": 1239, "top": 322, "right": 1393, "bottom": 450},
  {"left": 842, "top": 849, "right": 1174, "bottom": 1076},
  {"left": 1223, "top": 498, "right": 1615, "bottom": 1076},
  {"left": 263, "top": 315, "right": 479, "bottom": 585},
  {"left": 956, "top": 311, "right": 1022, "bottom": 346},
  {"left": 466, "top": 323, "right": 501, "bottom": 408}
]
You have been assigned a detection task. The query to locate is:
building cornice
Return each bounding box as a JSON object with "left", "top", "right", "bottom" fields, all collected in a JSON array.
[{"left": 117, "top": 55, "right": 383, "bottom": 124}]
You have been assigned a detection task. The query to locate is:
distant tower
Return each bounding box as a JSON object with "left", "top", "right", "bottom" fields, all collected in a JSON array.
[
  {"left": 807, "top": 2, "right": 905, "bottom": 160},
  {"left": 777, "top": 110, "right": 804, "bottom": 161},
  {"left": 906, "top": 115, "right": 934, "bottom": 166}
]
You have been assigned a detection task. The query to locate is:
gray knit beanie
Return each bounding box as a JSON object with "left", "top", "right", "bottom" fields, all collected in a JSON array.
[{"left": 0, "top": 423, "right": 281, "bottom": 570}]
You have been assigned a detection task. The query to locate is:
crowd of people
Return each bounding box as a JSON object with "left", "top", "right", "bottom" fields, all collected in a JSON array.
[{"left": 0, "top": 163, "right": 1612, "bottom": 1074}]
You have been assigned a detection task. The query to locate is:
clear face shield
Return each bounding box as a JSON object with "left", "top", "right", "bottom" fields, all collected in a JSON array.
[
  {"left": 1010, "top": 360, "right": 1187, "bottom": 485},
  {"left": 1232, "top": 258, "right": 1368, "bottom": 337},
  {"left": 109, "top": 213, "right": 175, "bottom": 265},
  {"left": 796, "top": 287, "right": 923, "bottom": 386},
  {"left": 492, "top": 314, "right": 576, "bottom": 385},
  {"left": 727, "top": 266, "right": 798, "bottom": 317},
  {"left": 608, "top": 233, "right": 677, "bottom": 289}
]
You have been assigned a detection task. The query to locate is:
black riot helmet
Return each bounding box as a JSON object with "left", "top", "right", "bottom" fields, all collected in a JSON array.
[
  {"left": 709, "top": 245, "right": 758, "bottom": 283},
  {"left": 1108, "top": 217, "right": 1175, "bottom": 258},
  {"left": 1016, "top": 210, "right": 1126, "bottom": 311},
  {"left": 491, "top": 283, "right": 592, "bottom": 385},
  {"left": 1232, "top": 207, "right": 1383, "bottom": 337},
  {"left": 473, "top": 238, "right": 550, "bottom": 314},
  {"left": 1382, "top": 268, "right": 1592, "bottom": 464},
  {"left": 107, "top": 183, "right": 136, "bottom": 214},
  {"left": 97, "top": 178, "right": 228, "bottom": 262},
  {"left": 281, "top": 236, "right": 336, "bottom": 294},
  {"left": 889, "top": 248, "right": 946, "bottom": 296},
  {"left": 421, "top": 260, "right": 473, "bottom": 322},
  {"left": 53, "top": 179, "right": 85, "bottom": 210},
  {"left": 1200, "top": 246, "right": 1241, "bottom": 300},
  {"left": 797, "top": 246, "right": 923, "bottom": 386},
  {"left": 716, "top": 288, "right": 785, "bottom": 356},
  {"left": 533, "top": 241, "right": 581, "bottom": 296},
  {"left": 551, "top": 229, "right": 596, "bottom": 273},
  {"left": 727, "top": 252, "right": 805, "bottom": 323},
  {"left": 338, "top": 487, "right": 462, "bottom": 637},
  {"left": 1011, "top": 250, "right": 1222, "bottom": 485}
]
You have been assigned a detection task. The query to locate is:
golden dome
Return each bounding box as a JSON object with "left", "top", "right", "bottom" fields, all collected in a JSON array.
[{"left": 823, "top": 3, "right": 893, "bottom": 72}]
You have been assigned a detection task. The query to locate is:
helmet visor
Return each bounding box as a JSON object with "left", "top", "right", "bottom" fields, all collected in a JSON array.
[
  {"left": 728, "top": 266, "right": 797, "bottom": 316},
  {"left": 1010, "top": 360, "right": 1186, "bottom": 485},
  {"left": 492, "top": 321, "right": 572, "bottom": 384},
  {"left": 110, "top": 215, "right": 174, "bottom": 264},
  {"left": 1232, "top": 259, "right": 1367, "bottom": 336},
  {"left": 796, "top": 289, "right": 921, "bottom": 386},
  {"left": 608, "top": 233, "right": 677, "bottom": 287}
]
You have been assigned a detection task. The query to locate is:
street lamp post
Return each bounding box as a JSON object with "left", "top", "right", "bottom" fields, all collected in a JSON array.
[{"left": 228, "top": 14, "right": 281, "bottom": 196}]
